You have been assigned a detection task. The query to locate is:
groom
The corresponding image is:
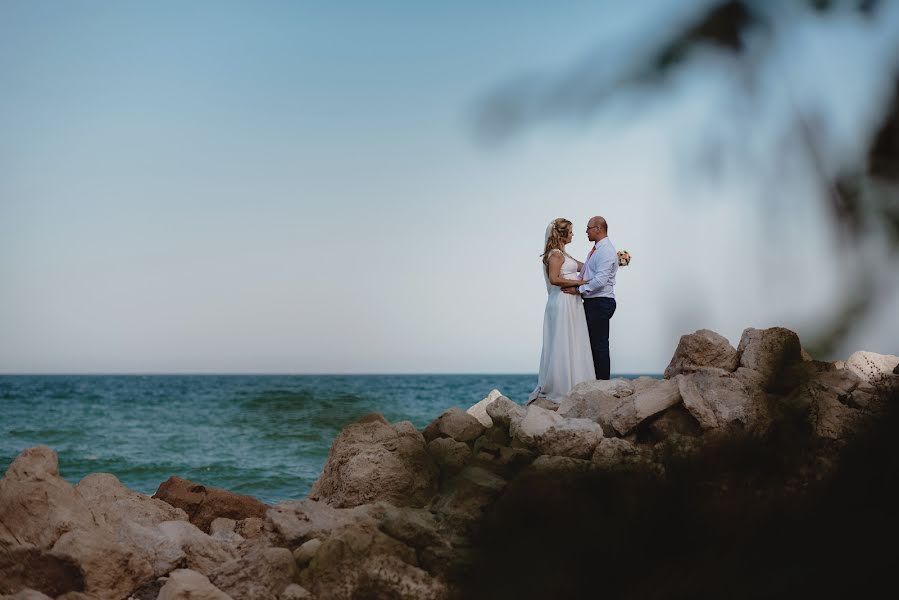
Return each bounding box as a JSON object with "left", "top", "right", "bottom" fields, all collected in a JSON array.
[{"left": 564, "top": 216, "right": 617, "bottom": 380}]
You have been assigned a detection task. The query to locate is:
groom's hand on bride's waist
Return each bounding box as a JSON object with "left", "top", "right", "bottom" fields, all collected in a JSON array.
[{"left": 561, "top": 286, "right": 579, "bottom": 295}]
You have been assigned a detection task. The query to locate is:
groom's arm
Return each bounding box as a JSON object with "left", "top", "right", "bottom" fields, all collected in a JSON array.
[{"left": 578, "top": 248, "right": 615, "bottom": 295}]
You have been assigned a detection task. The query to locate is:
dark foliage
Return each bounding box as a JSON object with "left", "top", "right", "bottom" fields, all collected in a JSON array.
[{"left": 462, "top": 387, "right": 899, "bottom": 599}]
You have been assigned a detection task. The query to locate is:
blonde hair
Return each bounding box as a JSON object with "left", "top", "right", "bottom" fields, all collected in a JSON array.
[{"left": 541, "top": 218, "right": 572, "bottom": 265}]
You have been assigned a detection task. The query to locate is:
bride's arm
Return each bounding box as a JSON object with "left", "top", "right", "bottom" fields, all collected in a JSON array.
[{"left": 546, "top": 253, "right": 585, "bottom": 288}]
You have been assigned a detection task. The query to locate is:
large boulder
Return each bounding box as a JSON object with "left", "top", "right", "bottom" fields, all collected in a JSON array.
[
  {"left": 152, "top": 520, "right": 241, "bottom": 575},
  {"left": 429, "top": 466, "right": 507, "bottom": 535},
  {"left": 303, "top": 520, "right": 448, "bottom": 600},
  {"left": 210, "top": 546, "right": 299, "bottom": 600},
  {"left": 76, "top": 473, "right": 188, "bottom": 529},
  {"left": 558, "top": 387, "right": 624, "bottom": 426},
  {"left": 266, "top": 499, "right": 370, "bottom": 547},
  {"left": 426, "top": 437, "right": 471, "bottom": 473},
  {"left": 664, "top": 329, "right": 739, "bottom": 378},
  {"left": 51, "top": 528, "right": 155, "bottom": 600},
  {"left": 790, "top": 370, "right": 870, "bottom": 440},
  {"left": 736, "top": 327, "right": 803, "bottom": 392},
  {"left": 0, "top": 446, "right": 101, "bottom": 550},
  {"left": 422, "top": 407, "right": 486, "bottom": 443},
  {"left": 677, "top": 373, "right": 768, "bottom": 430},
  {"left": 844, "top": 351, "right": 899, "bottom": 385},
  {"left": 511, "top": 406, "right": 604, "bottom": 459},
  {"left": 646, "top": 405, "right": 703, "bottom": 439},
  {"left": 115, "top": 521, "right": 190, "bottom": 578},
  {"left": 607, "top": 379, "right": 682, "bottom": 436},
  {"left": 152, "top": 476, "right": 268, "bottom": 533},
  {"left": 591, "top": 438, "right": 640, "bottom": 469},
  {"left": 485, "top": 396, "right": 526, "bottom": 431},
  {"left": 465, "top": 389, "right": 501, "bottom": 427},
  {"left": 311, "top": 417, "right": 439, "bottom": 509},
  {"left": 0, "top": 545, "right": 84, "bottom": 598}
]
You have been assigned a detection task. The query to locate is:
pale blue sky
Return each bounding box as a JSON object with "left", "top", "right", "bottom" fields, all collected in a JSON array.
[{"left": 2, "top": 1, "right": 897, "bottom": 373}]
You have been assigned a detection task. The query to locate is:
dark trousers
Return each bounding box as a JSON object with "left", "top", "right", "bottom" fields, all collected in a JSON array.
[{"left": 583, "top": 297, "right": 616, "bottom": 380}]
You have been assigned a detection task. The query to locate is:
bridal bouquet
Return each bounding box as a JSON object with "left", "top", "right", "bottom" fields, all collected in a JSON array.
[{"left": 617, "top": 250, "right": 631, "bottom": 267}]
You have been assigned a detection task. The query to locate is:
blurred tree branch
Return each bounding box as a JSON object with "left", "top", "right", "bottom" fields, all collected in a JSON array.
[{"left": 477, "top": 0, "right": 898, "bottom": 355}]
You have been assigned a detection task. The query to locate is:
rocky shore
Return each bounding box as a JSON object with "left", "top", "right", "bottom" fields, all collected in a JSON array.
[{"left": 2, "top": 327, "right": 898, "bottom": 600}]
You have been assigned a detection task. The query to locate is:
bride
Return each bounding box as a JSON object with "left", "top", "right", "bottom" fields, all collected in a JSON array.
[{"left": 529, "top": 218, "right": 596, "bottom": 403}]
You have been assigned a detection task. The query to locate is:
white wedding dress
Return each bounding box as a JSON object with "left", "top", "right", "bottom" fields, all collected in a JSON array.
[{"left": 529, "top": 249, "right": 596, "bottom": 403}]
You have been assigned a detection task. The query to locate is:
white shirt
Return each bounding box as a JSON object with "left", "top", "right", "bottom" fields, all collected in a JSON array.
[{"left": 578, "top": 237, "right": 617, "bottom": 299}]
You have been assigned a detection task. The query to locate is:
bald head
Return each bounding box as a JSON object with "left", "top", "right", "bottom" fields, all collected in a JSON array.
[{"left": 586, "top": 216, "right": 608, "bottom": 242}]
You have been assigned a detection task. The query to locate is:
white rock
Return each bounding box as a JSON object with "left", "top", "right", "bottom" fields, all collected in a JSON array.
[
  {"left": 513, "top": 406, "right": 604, "bottom": 459},
  {"left": 844, "top": 351, "right": 899, "bottom": 385},
  {"left": 466, "top": 389, "right": 502, "bottom": 427}
]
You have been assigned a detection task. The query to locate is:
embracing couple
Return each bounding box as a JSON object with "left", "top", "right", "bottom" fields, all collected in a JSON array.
[{"left": 529, "top": 216, "right": 628, "bottom": 404}]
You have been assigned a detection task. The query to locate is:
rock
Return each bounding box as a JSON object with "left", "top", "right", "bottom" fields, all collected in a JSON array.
[
  {"left": 566, "top": 378, "right": 635, "bottom": 399},
  {"left": 608, "top": 379, "right": 682, "bottom": 435},
  {"left": 356, "top": 413, "right": 389, "bottom": 425},
  {"left": 844, "top": 351, "right": 899, "bottom": 385},
  {"left": 736, "top": 327, "right": 803, "bottom": 392},
  {"left": 495, "top": 446, "right": 537, "bottom": 470},
  {"left": 801, "top": 347, "right": 814, "bottom": 361},
  {"left": 154, "top": 520, "right": 241, "bottom": 575},
  {"left": 209, "top": 518, "right": 237, "bottom": 537},
  {"left": 810, "top": 396, "right": 866, "bottom": 440},
  {"left": 526, "top": 396, "right": 560, "bottom": 410},
  {"left": 51, "top": 528, "right": 154, "bottom": 600},
  {"left": 591, "top": 438, "right": 639, "bottom": 468},
  {"left": 234, "top": 517, "right": 266, "bottom": 540},
  {"left": 834, "top": 360, "right": 846, "bottom": 370},
  {"left": 558, "top": 387, "right": 623, "bottom": 426},
  {"left": 677, "top": 372, "right": 767, "bottom": 430},
  {"left": 528, "top": 455, "right": 597, "bottom": 473},
  {"left": 653, "top": 433, "right": 705, "bottom": 461},
  {"left": 430, "top": 466, "right": 507, "bottom": 535},
  {"left": 76, "top": 473, "right": 188, "bottom": 529},
  {"left": 281, "top": 583, "right": 313, "bottom": 599},
  {"left": 427, "top": 437, "right": 471, "bottom": 473},
  {"left": 485, "top": 396, "right": 526, "bottom": 430},
  {"left": 6, "top": 591, "right": 55, "bottom": 600},
  {"left": 293, "top": 538, "right": 323, "bottom": 567},
  {"left": 895, "top": 362, "right": 899, "bottom": 375},
  {"left": 266, "top": 499, "right": 369, "bottom": 546},
  {"left": 152, "top": 476, "right": 268, "bottom": 533},
  {"left": 306, "top": 520, "right": 447, "bottom": 600},
  {"left": 311, "top": 418, "right": 439, "bottom": 509},
  {"left": 0, "top": 446, "right": 101, "bottom": 550},
  {"left": 791, "top": 371, "right": 870, "bottom": 440},
  {"left": 466, "top": 389, "right": 501, "bottom": 427},
  {"left": 664, "top": 329, "right": 739, "bottom": 378},
  {"left": 115, "top": 521, "right": 189, "bottom": 578},
  {"left": 0, "top": 544, "right": 84, "bottom": 597},
  {"left": 371, "top": 503, "right": 444, "bottom": 550},
  {"left": 423, "top": 407, "right": 486, "bottom": 443},
  {"left": 210, "top": 546, "right": 299, "bottom": 600},
  {"left": 156, "top": 569, "right": 233, "bottom": 600},
  {"left": 512, "top": 406, "right": 604, "bottom": 459},
  {"left": 632, "top": 376, "right": 661, "bottom": 395},
  {"left": 646, "top": 405, "right": 703, "bottom": 439}
]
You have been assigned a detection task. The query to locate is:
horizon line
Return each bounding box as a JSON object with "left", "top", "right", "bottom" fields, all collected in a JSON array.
[{"left": 0, "top": 372, "right": 663, "bottom": 377}]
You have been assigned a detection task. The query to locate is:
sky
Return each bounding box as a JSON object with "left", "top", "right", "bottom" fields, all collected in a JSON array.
[{"left": 1, "top": 0, "right": 898, "bottom": 374}]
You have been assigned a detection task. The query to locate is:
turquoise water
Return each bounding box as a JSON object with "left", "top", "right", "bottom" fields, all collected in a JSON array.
[{"left": 0, "top": 374, "right": 654, "bottom": 503}]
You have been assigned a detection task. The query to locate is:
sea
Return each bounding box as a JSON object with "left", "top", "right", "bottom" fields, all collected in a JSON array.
[{"left": 0, "top": 374, "right": 655, "bottom": 504}]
